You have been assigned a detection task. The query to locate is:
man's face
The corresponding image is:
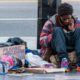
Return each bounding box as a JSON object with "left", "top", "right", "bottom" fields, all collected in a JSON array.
[{"left": 60, "top": 15, "right": 73, "bottom": 26}]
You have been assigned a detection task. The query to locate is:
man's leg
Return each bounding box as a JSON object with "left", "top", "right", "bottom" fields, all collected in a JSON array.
[
  {"left": 73, "top": 28, "right": 80, "bottom": 68},
  {"left": 51, "top": 27, "right": 67, "bottom": 59},
  {"left": 51, "top": 27, "right": 69, "bottom": 68}
]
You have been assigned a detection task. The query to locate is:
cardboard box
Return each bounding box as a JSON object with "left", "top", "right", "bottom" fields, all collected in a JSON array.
[{"left": 0, "top": 45, "right": 25, "bottom": 60}]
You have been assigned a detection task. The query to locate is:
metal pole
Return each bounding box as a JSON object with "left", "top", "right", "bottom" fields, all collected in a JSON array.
[{"left": 37, "top": 0, "right": 61, "bottom": 49}]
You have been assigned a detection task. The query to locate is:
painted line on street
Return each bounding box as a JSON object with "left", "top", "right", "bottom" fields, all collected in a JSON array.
[{"left": 0, "top": 18, "right": 38, "bottom": 20}]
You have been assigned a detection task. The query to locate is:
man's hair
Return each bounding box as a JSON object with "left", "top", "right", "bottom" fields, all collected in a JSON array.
[{"left": 58, "top": 3, "right": 73, "bottom": 16}]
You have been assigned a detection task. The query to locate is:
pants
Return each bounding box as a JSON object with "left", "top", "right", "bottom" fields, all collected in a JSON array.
[{"left": 51, "top": 27, "right": 80, "bottom": 61}]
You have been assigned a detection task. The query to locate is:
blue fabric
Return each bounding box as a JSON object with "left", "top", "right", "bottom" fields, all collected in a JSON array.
[
  {"left": 25, "top": 48, "right": 32, "bottom": 54},
  {"left": 11, "top": 66, "right": 20, "bottom": 69},
  {"left": 25, "top": 60, "right": 29, "bottom": 65},
  {"left": 25, "top": 48, "right": 31, "bottom": 66}
]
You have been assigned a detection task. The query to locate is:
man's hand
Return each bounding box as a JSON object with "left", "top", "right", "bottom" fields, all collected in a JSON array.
[
  {"left": 68, "top": 19, "right": 75, "bottom": 31},
  {"left": 63, "top": 28, "right": 68, "bottom": 33},
  {"left": 63, "top": 19, "right": 75, "bottom": 33}
]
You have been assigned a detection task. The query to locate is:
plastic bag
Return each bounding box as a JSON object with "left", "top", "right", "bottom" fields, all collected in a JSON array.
[
  {"left": 25, "top": 49, "right": 56, "bottom": 68},
  {"left": 0, "top": 55, "right": 22, "bottom": 74}
]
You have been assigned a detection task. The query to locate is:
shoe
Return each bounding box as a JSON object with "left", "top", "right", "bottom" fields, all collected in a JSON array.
[
  {"left": 44, "top": 63, "right": 57, "bottom": 68},
  {"left": 61, "top": 58, "right": 71, "bottom": 72},
  {"left": 76, "top": 63, "right": 80, "bottom": 72},
  {"left": 76, "top": 67, "right": 80, "bottom": 72},
  {"left": 61, "top": 58, "right": 69, "bottom": 68}
]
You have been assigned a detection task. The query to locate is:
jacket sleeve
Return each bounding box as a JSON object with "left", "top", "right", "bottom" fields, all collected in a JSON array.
[
  {"left": 75, "top": 19, "right": 80, "bottom": 28},
  {"left": 40, "top": 20, "right": 53, "bottom": 48}
]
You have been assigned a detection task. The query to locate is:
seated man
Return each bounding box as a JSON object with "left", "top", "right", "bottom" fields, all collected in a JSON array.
[{"left": 40, "top": 3, "right": 80, "bottom": 71}]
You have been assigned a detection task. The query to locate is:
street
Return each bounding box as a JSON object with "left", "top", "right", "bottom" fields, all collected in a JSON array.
[
  {"left": 1, "top": 73, "right": 80, "bottom": 80},
  {"left": 0, "top": 1, "right": 37, "bottom": 36}
]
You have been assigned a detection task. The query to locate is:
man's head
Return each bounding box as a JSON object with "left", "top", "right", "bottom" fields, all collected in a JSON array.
[
  {"left": 58, "top": 3, "right": 73, "bottom": 16},
  {"left": 58, "top": 3, "right": 74, "bottom": 26}
]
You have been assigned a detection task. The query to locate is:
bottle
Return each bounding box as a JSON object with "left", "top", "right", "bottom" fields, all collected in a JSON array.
[
  {"left": 0, "top": 62, "right": 3, "bottom": 74},
  {"left": 0, "top": 61, "right": 10, "bottom": 74}
]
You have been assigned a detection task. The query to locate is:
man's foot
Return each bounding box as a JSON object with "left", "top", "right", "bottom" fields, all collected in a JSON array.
[
  {"left": 61, "top": 58, "right": 71, "bottom": 72},
  {"left": 75, "top": 63, "right": 80, "bottom": 72},
  {"left": 61, "top": 58, "right": 69, "bottom": 68},
  {"left": 44, "top": 63, "right": 57, "bottom": 68}
]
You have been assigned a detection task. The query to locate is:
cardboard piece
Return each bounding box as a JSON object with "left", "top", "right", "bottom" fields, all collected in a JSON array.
[
  {"left": 0, "top": 45, "right": 25, "bottom": 60},
  {"left": 9, "top": 68, "right": 66, "bottom": 74},
  {"left": 7, "top": 73, "right": 33, "bottom": 76},
  {"left": 24, "top": 68, "right": 66, "bottom": 74}
]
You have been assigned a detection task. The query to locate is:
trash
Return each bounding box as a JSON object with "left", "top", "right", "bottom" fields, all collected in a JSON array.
[
  {"left": 0, "top": 37, "right": 26, "bottom": 74},
  {"left": 7, "top": 37, "right": 27, "bottom": 46},
  {"left": 0, "top": 45, "right": 25, "bottom": 60},
  {"left": 25, "top": 48, "right": 56, "bottom": 68},
  {"left": 10, "top": 67, "right": 66, "bottom": 74},
  {"left": 0, "top": 61, "right": 9, "bottom": 74},
  {"left": 0, "top": 55, "right": 22, "bottom": 74}
]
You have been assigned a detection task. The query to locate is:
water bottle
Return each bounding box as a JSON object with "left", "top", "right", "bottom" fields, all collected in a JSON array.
[{"left": 0, "top": 61, "right": 10, "bottom": 74}]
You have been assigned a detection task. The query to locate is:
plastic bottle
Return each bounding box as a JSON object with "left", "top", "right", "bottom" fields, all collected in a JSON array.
[
  {"left": 0, "top": 61, "right": 10, "bottom": 74},
  {"left": 0, "top": 55, "right": 22, "bottom": 74}
]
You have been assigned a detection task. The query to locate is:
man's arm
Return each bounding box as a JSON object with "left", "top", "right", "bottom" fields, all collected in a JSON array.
[{"left": 40, "top": 20, "right": 53, "bottom": 48}]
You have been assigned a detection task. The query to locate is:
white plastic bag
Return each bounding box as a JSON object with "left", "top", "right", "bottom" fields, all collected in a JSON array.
[{"left": 25, "top": 52, "right": 56, "bottom": 68}]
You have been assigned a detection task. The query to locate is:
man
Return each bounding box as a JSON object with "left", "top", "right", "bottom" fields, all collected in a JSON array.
[{"left": 40, "top": 3, "right": 80, "bottom": 71}]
